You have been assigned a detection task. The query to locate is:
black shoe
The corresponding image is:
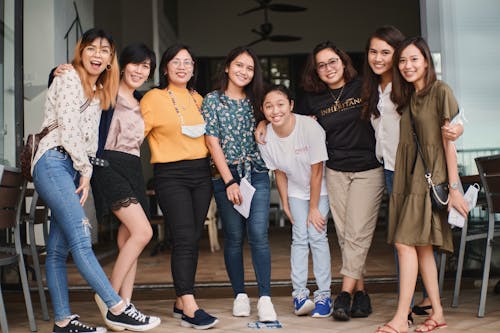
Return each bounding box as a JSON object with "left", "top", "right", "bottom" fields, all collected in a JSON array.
[
  {"left": 412, "top": 304, "right": 432, "bottom": 316},
  {"left": 181, "top": 309, "right": 219, "bottom": 330},
  {"left": 333, "top": 291, "right": 351, "bottom": 321},
  {"left": 52, "top": 314, "right": 106, "bottom": 333},
  {"left": 408, "top": 312, "right": 414, "bottom": 327},
  {"left": 106, "top": 304, "right": 161, "bottom": 331},
  {"left": 173, "top": 304, "right": 184, "bottom": 319},
  {"left": 350, "top": 290, "right": 372, "bottom": 318}
]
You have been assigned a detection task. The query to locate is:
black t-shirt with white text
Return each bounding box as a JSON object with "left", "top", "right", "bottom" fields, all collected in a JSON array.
[{"left": 295, "top": 78, "right": 381, "bottom": 172}]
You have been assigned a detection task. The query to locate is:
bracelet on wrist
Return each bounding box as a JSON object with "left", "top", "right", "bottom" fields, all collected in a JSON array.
[{"left": 225, "top": 178, "right": 238, "bottom": 189}]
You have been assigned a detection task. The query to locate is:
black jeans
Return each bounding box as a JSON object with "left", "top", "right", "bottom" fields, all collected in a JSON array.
[{"left": 154, "top": 158, "right": 212, "bottom": 296}]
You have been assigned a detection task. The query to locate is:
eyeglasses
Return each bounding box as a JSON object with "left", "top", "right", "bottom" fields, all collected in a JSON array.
[
  {"left": 316, "top": 58, "right": 340, "bottom": 72},
  {"left": 84, "top": 46, "right": 112, "bottom": 57},
  {"left": 170, "top": 59, "right": 195, "bottom": 68}
]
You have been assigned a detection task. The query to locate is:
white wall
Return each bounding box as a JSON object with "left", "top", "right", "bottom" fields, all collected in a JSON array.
[
  {"left": 24, "top": 0, "right": 94, "bottom": 136},
  {"left": 24, "top": 0, "right": 97, "bottom": 242},
  {"left": 422, "top": 0, "right": 500, "bottom": 150},
  {"left": 2, "top": 0, "right": 16, "bottom": 165}
]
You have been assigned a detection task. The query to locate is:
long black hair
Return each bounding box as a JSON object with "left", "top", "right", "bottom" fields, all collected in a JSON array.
[
  {"left": 214, "top": 46, "right": 264, "bottom": 119},
  {"left": 158, "top": 43, "right": 197, "bottom": 90},
  {"left": 361, "top": 25, "right": 405, "bottom": 119}
]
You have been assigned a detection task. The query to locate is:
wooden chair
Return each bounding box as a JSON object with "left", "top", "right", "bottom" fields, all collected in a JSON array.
[
  {"left": 205, "top": 196, "right": 220, "bottom": 252},
  {"left": 452, "top": 154, "right": 500, "bottom": 317},
  {"left": 22, "top": 188, "right": 50, "bottom": 320},
  {"left": 0, "top": 165, "right": 37, "bottom": 332}
]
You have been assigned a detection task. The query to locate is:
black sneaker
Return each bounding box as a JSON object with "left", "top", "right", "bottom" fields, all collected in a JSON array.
[
  {"left": 333, "top": 291, "right": 351, "bottom": 321},
  {"left": 350, "top": 290, "right": 372, "bottom": 318},
  {"left": 52, "top": 314, "right": 107, "bottom": 333},
  {"left": 181, "top": 309, "right": 219, "bottom": 330},
  {"left": 106, "top": 304, "right": 161, "bottom": 331},
  {"left": 173, "top": 304, "right": 184, "bottom": 319}
]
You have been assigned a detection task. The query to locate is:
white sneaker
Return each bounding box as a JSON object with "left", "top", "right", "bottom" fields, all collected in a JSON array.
[
  {"left": 257, "top": 296, "right": 277, "bottom": 322},
  {"left": 232, "top": 293, "right": 251, "bottom": 317}
]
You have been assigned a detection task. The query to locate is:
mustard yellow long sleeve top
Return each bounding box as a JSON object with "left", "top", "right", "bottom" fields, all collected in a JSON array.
[{"left": 140, "top": 85, "right": 208, "bottom": 163}]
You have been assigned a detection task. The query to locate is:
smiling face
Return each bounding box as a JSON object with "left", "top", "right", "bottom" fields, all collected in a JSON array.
[
  {"left": 226, "top": 52, "right": 255, "bottom": 90},
  {"left": 368, "top": 37, "right": 395, "bottom": 77},
  {"left": 81, "top": 37, "right": 112, "bottom": 82},
  {"left": 315, "top": 48, "right": 345, "bottom": 89},
  {"left": 122, "top": 60, "right": 151, "bottom": 90},
  {"left": 262, "top": 90, "right": 294, "bottom": 128},
  {"left": 398, "top": 44, "right": 428, "bottom": 91},
  {"left": 166, "top": 49, "right": 194, "bottom": 88}
]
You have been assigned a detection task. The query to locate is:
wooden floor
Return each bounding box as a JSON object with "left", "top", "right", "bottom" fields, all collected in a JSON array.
[
  {"left": 63, "top": 222, "right": 397, "bottom": 289},
  {"left": 5, "top": 222, "right": 500, "bottom": 333},
  {"left": 6, "top": 289, "right": 500, "bottom": 333}
]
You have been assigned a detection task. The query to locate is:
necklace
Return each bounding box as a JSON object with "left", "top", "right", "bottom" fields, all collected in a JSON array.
[
  {"left": 328, "top": 85, "right": 345, "bottom": 108},
  {"left": 166, "top": 89, "right": 200, "bottom": 125}
]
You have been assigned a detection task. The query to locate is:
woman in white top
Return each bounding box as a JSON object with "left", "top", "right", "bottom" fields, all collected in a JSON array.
[
  {"left": 258, "top": 85, "right": 332, "bottom": 318},
  {"left": 33, "top": 29, "right": 158, "bottom": 333}
]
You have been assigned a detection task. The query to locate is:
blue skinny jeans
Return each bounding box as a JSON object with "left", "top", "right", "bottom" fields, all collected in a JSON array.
[
  {"left": 33, "top": 149, "right": 121, "bottom": 321},
  {"left": 213, "top": 166, "right": 271, "bottom": 297}
]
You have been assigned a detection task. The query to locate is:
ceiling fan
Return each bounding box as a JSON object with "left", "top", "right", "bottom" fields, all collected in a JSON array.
[
  {"left": 238, "top": 0, "right": 307, "bottom": 16},
  {"left": 241, "top": 0, "right": 306, "bottom": 46}
]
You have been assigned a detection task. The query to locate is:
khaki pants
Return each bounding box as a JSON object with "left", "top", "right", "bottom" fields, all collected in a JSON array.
[{"left": 326, "top": 167, "right": 384, "bottom": 280}]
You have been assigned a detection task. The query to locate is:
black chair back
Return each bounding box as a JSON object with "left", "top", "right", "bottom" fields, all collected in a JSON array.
[{"left": 475, "top": 154, "right": 500, "bottom": 214}]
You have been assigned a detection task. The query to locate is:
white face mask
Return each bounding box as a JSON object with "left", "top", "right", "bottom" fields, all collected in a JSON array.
[{"left": 181, "top": 123, "right": 206, "bottom": 138}]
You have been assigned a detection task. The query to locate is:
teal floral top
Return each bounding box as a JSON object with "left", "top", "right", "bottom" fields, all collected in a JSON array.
[{"left": 201, "top": 91, "right": 267, "bottom": 181}]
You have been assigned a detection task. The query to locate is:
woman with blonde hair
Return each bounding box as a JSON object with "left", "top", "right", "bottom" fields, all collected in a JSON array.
[{"left": 33, "top": 28, "right": 159, "bottom": 333}]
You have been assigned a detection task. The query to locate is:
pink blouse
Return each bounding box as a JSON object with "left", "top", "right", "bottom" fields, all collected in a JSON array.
[{"left": 104, "top": 93, "right": 145, "bottom": 157}]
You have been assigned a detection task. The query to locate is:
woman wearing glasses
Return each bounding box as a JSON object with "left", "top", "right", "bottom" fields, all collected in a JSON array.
[
  {"left": 297, "top": 41, "right": 385, "bottom": 321},
  {"left": 201, "top": 46, "right": 277, "bottom": 323},
  {"left": 140, "top": 44, "right": 218, "bottom": 330},
  {"left": 33, "top": 29, "right": 158, "bottom": 333}
]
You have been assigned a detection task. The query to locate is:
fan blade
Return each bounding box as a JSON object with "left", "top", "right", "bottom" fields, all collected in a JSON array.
[
  {"left": 269, "top": 4, "right": 307, "bottom": 12},
  {"left": 238, "top": 5, "right": 265, "bottom": 16},
  {"left": 251, "top": 28, "right": 265, "bottom": 37},
  {"left": 268, "top": 35, "right": 302, "bottom": 42},
  {"left": 246, "top": 37, "right": 267, "bottom": 46}
]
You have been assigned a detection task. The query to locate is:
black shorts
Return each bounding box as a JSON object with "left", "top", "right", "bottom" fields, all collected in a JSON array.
[{"left": 91, "top": 150, "right": 149, "bottom": 216}]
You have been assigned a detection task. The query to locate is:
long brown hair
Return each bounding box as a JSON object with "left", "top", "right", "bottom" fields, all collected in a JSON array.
[
  {"left": 391, "top": 36, "right": 437, "bottom": 111},
  {"left": 71, "top": 28, "right": 119, "bottom": 109},
  {"left": 302, "top": 41, "right": 357, "bottom": 93},
  {"left": 361, "top": 26, "right": 405, "bottom": 119}
]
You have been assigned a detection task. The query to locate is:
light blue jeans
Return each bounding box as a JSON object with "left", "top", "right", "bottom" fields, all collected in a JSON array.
[
  {"left": 33, "top": 149, "right": 121, "bottom": 321},
  {"left": 213, "top": 166, "right": 271, "bottom": 297},
  {"left": 289, "top": 195, "right": 331, "bottom": 298}
]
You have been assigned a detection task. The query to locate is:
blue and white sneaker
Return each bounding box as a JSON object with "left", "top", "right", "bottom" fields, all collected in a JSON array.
[
  {"left": 293, "top": 292, "right": 315, "bottom": 316},
  {"left": 311, "top": 294, "right": 332, "bottom": 318}
]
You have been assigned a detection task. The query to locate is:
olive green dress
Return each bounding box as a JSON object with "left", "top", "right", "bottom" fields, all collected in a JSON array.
[{"left": 387, "top": 81, "right": 459, "bottom": 253}]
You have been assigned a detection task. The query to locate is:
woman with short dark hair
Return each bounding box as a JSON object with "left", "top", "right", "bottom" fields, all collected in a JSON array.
[{"left": 140, "top": 44, "right": 218, "bottom": 330}]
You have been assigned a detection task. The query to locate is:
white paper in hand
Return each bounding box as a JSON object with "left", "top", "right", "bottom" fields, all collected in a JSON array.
[
  {"left": 233, "top": 177, "right": 256, "bottom": 218},
  {"left": 448, "top": 183, "right": 480, "bottom": 228}
]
